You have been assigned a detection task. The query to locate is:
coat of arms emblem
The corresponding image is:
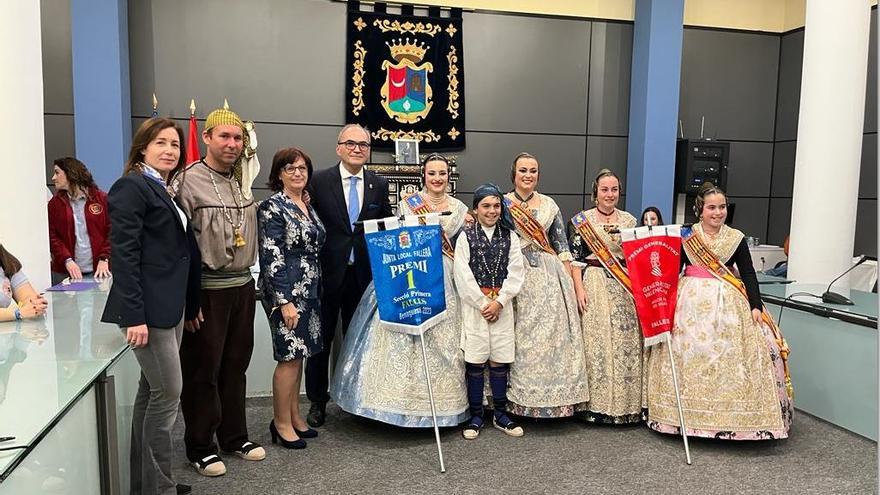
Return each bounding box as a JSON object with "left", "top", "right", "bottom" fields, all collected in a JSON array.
[
  {"left": 345, "top": 4, "right": 466, "bottom": 150},
  {"left": 380, "top": 38, "right": 433, "bottom": 124},
  {"left": 650, "top": 251, "right": 662, "bottom": 277},
  {"left": 398, "top": 229, "right": 412, "bottom": 249}
]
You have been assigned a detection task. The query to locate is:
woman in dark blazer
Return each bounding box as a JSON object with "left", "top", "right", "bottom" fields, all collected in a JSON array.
[{"left": 101, "top": 118, "right": 200, "bottom": 495}]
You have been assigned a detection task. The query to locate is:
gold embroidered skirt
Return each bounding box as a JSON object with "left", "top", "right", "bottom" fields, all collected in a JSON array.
[
  {"left": 646, "top": 276, "right": 792, "bottom": 439},
  {"left": 579, "top": 266, "right": 646, "bottom": 423}
]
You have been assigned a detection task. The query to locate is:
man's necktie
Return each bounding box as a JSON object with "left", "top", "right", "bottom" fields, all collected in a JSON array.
[{"left": 348, "top": 176, "right": 361, "bottom": 263}]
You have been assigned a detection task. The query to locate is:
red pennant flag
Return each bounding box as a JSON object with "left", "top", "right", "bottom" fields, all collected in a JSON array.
[
  {"left": 620, "top": 225, "right": 682, "bottom": 347},
  {"left": 186, "top": 115, "right": 201, "bottom": 164}
]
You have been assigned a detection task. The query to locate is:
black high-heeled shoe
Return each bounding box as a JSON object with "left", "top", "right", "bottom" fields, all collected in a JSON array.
[
  {"left": 269, "top": 421, "right": 306, "bottom": 449},
  {"left": 294, "top": 426, "right": 319, "bottom": 439}
]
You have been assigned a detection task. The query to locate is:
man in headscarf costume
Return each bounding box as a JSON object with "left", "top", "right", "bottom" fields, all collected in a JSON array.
[{"left": 173, "top": 107, "right": 265, "bottom": 477}]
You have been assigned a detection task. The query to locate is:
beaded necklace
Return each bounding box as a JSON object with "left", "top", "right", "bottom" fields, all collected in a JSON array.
[
  {"left": 204, "top": 161, "right": 247, "bottom": 247},
  {"left": 476, "top": 226, "right": 505, "bottom": 287},
  {"left": 424, "top": 191, "right": 447, "bottom": 211},
  {"left": 698, "top": 222, "right": 724, "bottom": 251}
]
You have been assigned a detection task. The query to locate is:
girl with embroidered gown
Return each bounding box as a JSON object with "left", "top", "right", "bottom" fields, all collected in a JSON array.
[
  {"left": 569, "top": 169, "right": 646, "bottom": 424},
  {"left": 647, "top": 184, "right": 792, "bottom": 440},
  {"left": 330, "top": 155, "right": 469, "bottom": 427},
  {"left": 502, "top": 153, "right": 590, "bottom": 418}
]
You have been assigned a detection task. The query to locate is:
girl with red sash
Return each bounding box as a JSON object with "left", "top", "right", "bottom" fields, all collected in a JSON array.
[
  {"left": 569, "top": 169, "right": 646, "bottom": 424},
  {"left": 646, "top": 183, "right": 792, "bottom": 440},
  {"left": 502, "top": 152, "right": 590, "bottom": 418}
]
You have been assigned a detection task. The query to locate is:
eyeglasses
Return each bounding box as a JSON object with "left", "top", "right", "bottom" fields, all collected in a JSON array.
[
  {"left": 338, "top": 140, "right": 371, "bottom": 151},
  {"left": 282, "top": 164, "right": 308, "bottom": 175}
]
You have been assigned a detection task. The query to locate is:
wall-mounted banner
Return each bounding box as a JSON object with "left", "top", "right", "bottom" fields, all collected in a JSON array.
[
  {"left": 620, "top": 225, "right": 682, "bottom": 346},
  {"left": 364, "top": 214, "right": 448, "bottom": 335},
  {"left": 345, "top": 1, "right": 465, "bottom": 150}
]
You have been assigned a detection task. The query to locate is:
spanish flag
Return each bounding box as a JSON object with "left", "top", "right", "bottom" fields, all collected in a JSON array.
[{"left": 186, "top": 113, "right": 201, "bottom": 164}]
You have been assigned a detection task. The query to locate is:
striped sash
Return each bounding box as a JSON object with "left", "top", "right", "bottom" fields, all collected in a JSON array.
[
  {"left": 502, "top": 198, "right": 556, "bottom": 256},
  {"left": 571, "top": 211, "right": 632, "bottom": 296},
  {"left": 403, "top": 193, "right": 455, "bottom": 260}
]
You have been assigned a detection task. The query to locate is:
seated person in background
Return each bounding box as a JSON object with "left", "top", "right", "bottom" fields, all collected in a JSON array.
[
  {"left": 0, "top": 244, "right": 48, "bottom": 322},
  {"left": 640, "top": 206, "right": 663, "bottom": 227},
  {"left": 48, "top": 157, "right": 111, "bottom": 283},
  {"left": 764, "top": 236, "right": 790, "bottom": 277}
]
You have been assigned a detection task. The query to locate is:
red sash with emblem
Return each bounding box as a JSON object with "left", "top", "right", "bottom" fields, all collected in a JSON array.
[{"left": 571, "top": 211, "right": 632, "bottom": 296}]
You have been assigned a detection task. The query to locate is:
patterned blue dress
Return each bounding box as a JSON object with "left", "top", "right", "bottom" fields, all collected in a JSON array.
[
  {"left": 330, "top": 195, "right": 469, "bottom": 427},
  {"left": 257, "top": 192, "right": 326, "bottom": 362}
]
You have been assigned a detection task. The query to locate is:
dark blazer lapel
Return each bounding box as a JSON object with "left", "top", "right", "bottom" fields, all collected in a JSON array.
[
  {"left": 358, "top": 170, "right": 380, "bottom": 222},
  {"left": 367, "top": 171, "right": 380, "bottom": 208},
  {"left": 330, "top": 165, "right": 352, "bottom": 233},
  {"left": 142, "top": 175, "right": 185, "bottom": 231}
]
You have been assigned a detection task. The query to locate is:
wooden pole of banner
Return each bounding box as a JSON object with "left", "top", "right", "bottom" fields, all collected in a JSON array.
[
  {"left": 665, "top": 333, "right": 692, "bottom": 465},
  {"left": 418, "top": 333, "right": 446, "bottom": 473}
]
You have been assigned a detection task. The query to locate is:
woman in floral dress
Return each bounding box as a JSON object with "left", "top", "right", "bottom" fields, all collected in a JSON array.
[{"left": 258, "top": 147, "right": 326, "bottom": 448}]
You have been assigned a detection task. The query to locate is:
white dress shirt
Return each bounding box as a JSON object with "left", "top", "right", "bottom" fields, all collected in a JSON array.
[
  {"left": 453, "top": 224, "right": 525, "bottom": 363},
  {"left": 454, "top": 225, "right": 525, "bottom": 310},
  {"left": 339, "top": 162, "right": 365, "bottom": 212}
]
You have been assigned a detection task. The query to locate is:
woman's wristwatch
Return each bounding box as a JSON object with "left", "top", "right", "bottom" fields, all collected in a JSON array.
[{"left": 13, "top": 308, "right": 21, "bottom": 320}]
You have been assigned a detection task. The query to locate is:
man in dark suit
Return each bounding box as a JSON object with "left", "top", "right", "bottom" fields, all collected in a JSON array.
[{"left": 305, "top": 124, "right": 393, "bottom": 426}]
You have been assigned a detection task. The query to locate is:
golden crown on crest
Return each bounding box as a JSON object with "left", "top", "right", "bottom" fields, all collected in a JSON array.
[{"left": 385, "top": 37, "right": 429, "bottom": 63}]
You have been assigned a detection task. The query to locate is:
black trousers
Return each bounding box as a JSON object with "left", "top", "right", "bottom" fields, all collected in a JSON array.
[
  {"left": 305, "top": 265, "right": 366, "bottom": 404},
  {"left": 180, "top": 281, "right": 255, "bottom": 461}
]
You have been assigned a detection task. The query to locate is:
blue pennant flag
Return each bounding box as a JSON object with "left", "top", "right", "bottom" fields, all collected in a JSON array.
[{"left": 363, "top": 214, "right": 447, "bottom": 335}]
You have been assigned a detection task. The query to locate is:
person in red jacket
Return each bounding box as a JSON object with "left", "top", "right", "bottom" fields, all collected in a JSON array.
[{"left": 48, "top": 157, "right": 111, "bottom": 282}]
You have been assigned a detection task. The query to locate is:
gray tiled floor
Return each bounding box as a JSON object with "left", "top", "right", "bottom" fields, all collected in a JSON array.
[{"left": 169, "top": 398, "right": 877, "bottom": 494}]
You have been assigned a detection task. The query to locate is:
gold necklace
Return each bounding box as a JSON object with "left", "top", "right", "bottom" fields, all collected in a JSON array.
[
  {"left": 700, "top": 223, "right": 722, "bottom": 247},
  {"left": 425, "top": 192, "right": 446, "bottom": 207},
  {"left": 206, "top": 163, "right": 247, "bottom": 248},
  {"left": 701, "top": 222, "right": 720, "bottom": 236}
]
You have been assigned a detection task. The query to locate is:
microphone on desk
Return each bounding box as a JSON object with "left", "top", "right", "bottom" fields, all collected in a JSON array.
[{"left": 821, "top": 255, "right": 869, "bottom": 305}]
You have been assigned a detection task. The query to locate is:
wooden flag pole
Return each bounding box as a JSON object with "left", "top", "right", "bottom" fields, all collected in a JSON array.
[{"left": 665, "top": 332, "right": 692, "bottom": 465}]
